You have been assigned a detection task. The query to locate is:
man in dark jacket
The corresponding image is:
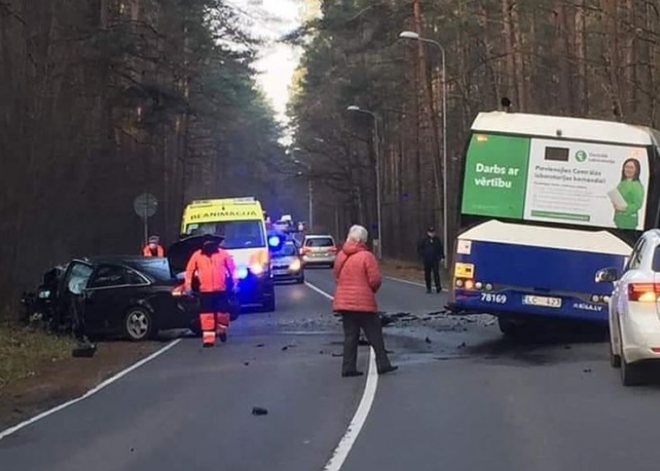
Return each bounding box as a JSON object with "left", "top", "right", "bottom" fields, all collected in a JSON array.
[{"left": 417, "top": 226, "right": 444, "bottom": 294}]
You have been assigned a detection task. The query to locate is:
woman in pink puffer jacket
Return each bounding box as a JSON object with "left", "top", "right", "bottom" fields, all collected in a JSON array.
[{"left": 333, "top": 225, "right": 397, "bottom": 377}]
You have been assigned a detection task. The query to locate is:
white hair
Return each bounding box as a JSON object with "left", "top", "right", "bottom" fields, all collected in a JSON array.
[{"left": 347, "top": 225, "right": 368, "bottom": 243}]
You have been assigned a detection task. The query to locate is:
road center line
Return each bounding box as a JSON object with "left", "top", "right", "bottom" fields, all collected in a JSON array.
[
  {"left": 305, "top": 281, "right": 335, "bottom": 300},
  {"left": 0, "top": 338, "right": 182, "bottom": 442},
  {"left": 305, "top": 280, "right": 379, "bottom": 471}
]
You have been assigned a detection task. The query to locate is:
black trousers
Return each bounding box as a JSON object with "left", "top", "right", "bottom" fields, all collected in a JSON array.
[
  {"left": 341, "top": 312, "right": 392, "bottom": 374},
  {"left": 424, "top": 260, "right": 441, "bottom": 291},
  {"left": 199, "top": 292, "right": 229, "bottom": 313}
]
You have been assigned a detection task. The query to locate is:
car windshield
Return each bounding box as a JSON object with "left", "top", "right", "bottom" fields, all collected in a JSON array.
[
  {"left": 273, "top": 244, "right": 297, "bottom": 258},
  {"left": 306, "top": 237, "right": 334, "bottom": 247},
  {"left": 185, "top": 220, "right": 265, "bottom": 249}
]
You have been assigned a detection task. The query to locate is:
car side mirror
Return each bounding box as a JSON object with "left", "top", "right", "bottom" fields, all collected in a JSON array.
[{"left": 595, "top": 267, "right": 619, "bottom": 283}]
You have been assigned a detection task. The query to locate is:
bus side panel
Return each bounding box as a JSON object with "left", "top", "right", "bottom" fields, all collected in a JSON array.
[{"left": 453, "top": 240, "right": 626, "bottom": 322}]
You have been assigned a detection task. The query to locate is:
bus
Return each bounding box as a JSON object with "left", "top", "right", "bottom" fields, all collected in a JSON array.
[
  {"left": 449, "top": 111, "right": 660, "bottom": 335},
  {"left": 180, "top": 197, "right": 275, "bottom": 312}
]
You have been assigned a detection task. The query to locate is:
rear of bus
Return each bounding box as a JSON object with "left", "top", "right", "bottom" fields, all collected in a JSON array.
[
  {"left": 450, "top": 112, "right": 660, "bottom": 331},
  {"left": 181, "top": 197, "right": 275, "bottom": 312}
]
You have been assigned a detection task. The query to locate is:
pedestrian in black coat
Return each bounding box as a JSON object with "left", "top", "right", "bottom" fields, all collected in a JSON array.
[{"left": 417, "top": 227, "right": 444, "bottom": 293}]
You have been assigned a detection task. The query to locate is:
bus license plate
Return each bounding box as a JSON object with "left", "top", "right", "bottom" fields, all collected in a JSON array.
[{"left": 523, "top": 295, "right": 562, "bottom": 308}]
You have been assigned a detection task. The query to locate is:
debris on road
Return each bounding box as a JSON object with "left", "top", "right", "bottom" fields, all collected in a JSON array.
[
  {"left": 583, "top": 368, "right": 592, "bottom": 373},
  {"left": 256, "top": 344, "right": 265, "bottom": 348},
  {"left": 252, "top": 407, "right": 269, "bottom": 416},
  {"left": 72, "top": 342, "right": 97, "bottom": 358},
  {"left": 458, "top": 342, "right": 467, "bottom": 349},
  {"left": 244, "top": 362, "right": 250, "bottom": 366},
  {"left": 331, "top": 353, "right": 343, "bottom": 357},
  {"left": 425, "top": 337, "right": 432, "bottom": 344}
]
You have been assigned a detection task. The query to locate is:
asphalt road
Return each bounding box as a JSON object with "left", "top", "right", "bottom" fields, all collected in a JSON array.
[{"left": 3, "top": 269, "right": 660, "bottom": 470}]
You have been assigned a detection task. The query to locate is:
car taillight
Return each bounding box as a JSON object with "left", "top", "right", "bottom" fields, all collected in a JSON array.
[{"left": 628, "top": 283, "right": 660, "bottom": 302}]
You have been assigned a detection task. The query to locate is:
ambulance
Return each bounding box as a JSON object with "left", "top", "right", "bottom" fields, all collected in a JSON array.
[{"left": 179, "top": 197, "right": 275, "bottom": 312}]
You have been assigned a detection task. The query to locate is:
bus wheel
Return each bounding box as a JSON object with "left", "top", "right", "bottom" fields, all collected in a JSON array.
[{"left": 497, "top": 316, "right": 520, "bottom": 338}]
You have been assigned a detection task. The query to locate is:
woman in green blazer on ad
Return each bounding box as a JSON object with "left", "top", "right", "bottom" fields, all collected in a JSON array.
[{"left": 613, "top": 158, "right": 645, "bottom": 230}]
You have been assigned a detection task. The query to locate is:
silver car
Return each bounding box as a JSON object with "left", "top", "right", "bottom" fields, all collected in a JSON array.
[
  {"left": 271, "top": 242, "right": 305, "bottom": 284},
  {"left": 302, "top": 235, "right": 338, "bottom": 268}
]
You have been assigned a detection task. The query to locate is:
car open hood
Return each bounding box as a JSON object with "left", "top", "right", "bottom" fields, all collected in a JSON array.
[{"left": 167, "top": 235, "right": 225, "bottom": 276}]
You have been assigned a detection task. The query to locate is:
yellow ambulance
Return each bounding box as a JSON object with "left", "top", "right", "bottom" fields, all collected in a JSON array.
[{"left": 180, "top": 197, "right": 275, "bottom": 311}]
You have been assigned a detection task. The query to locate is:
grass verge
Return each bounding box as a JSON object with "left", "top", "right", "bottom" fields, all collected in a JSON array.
[{"left": 0, "top": 323, "right": 74, "bottom": 393}]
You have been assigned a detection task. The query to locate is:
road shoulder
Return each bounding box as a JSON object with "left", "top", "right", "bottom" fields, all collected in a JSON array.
[{"left": 0, "top": 325, "right": 167, "bottom": 431}]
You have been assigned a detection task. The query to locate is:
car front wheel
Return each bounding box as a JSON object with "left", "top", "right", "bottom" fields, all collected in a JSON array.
[{"left": 124, "top": 307, "right": 155, "bottom": 341}]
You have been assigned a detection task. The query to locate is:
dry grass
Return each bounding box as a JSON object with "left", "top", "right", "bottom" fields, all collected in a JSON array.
[
  {"left": 0, "top": 323, "right": 74, "bottom": 393},
  {"left": 381, "top": 258, "right": 451, "bottom": 285}
]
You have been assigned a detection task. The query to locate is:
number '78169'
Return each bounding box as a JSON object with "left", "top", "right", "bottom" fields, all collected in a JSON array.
[{"left": 480, "top": 293, "right": 507, "bottom": 304}]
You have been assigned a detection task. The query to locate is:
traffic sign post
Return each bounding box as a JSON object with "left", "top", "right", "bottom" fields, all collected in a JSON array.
[{"left": 133, "top": 193, "right": 158, "bottom": 245}]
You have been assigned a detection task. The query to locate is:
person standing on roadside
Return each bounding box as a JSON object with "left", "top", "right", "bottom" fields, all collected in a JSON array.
[
  {"left": 143, "top": 235, "right": 165, "bottom": 257},
  {"left": 417, "top": 226, "right": 444, "bottom": 294},
  {"left": 333, "top": 225, "right": 397, "bottom": 378}
]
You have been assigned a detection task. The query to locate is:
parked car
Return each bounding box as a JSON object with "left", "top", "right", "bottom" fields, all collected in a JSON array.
[
  {"left": 23, "top": 256, "right": 197, "bottom": 341},
  {"left": 271, "top": 241, "right": 305, "bottom": 284},
  {"left": 596, "top": 229, "right": 660, "bottom": 386},
  {"left": 301, "top": 235, "right": 338, "bottom": 268}
]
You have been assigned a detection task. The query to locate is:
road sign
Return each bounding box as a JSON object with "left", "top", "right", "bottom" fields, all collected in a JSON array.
[{"left": 134, "top": 193, "right": 158, "bottom": 218}]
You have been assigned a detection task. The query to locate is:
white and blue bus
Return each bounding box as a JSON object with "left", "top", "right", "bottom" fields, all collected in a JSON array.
[{"left": 449, "top": 112, "right": 660, "bottom": 335}]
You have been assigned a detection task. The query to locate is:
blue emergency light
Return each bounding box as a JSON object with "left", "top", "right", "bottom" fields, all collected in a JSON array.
[{"left": 268, "top": 235, "right": 282, "bottom": 248}]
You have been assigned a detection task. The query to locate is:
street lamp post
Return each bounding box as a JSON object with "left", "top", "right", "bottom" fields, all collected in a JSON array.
[
  {"left": 294, "top": 160, "right": 314, "bottom": 232},
  {"left": 347, "top": 105, "right": 383, "bottom": 259},
  {"left": 308, "top": 177, "right": 314, "bottom": 231},
  {"left": 400, "top": 31, "right": 448, "bottom": 264}
]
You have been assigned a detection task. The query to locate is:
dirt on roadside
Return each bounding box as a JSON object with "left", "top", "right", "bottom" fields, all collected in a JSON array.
[
  {"left": 380, "top": 259, "right": 450, "bottom": 286},
  {"left": 0, "top": 329, "right": 165, "bottom": 431}
]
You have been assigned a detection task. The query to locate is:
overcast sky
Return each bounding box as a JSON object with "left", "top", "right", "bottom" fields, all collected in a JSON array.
[{"left": 226, "top": 0, "right": 303, "bottom": 124}]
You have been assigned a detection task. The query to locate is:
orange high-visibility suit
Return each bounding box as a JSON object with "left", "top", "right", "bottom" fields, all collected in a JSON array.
[
  {"left": 143, "top": 244, "right": 165, "bottom": 257},
  {"left": 185, "top": 248, "right": 236, "bottom": 347}
]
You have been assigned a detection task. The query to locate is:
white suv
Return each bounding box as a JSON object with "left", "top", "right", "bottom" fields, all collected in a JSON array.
[
  {"left": 301, "top": 235, "right": 338, "bottom": 268},
  {"left": 597, "top": 229, "right": 660, "bottom": 386}
]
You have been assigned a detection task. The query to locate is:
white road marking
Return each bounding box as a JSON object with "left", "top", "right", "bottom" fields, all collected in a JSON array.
[
  {"left": 304, "top": 281, "right": 380, "bottom": 471},
  {"left": 385, "top": 276, "right": 448, "bottom": 292},
  {"left": 323, "top": 347, "right": 378, "bottom": 471},
  {"left": 0, "top": 338, "right": 182, "bottom": 441},
  {"left": 305, "top": 281, "right": 335, "bottom": 300}
]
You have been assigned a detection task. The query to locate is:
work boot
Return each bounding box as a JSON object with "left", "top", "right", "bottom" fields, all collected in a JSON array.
[
  {"left": 378, "top": 365, "right": 399, "bottom": 375},
  {"left": 219, "top": 332, "right": 228, "bottom": 343},
  {"left": 426, "top": 288, "right": 432, "bottom": 294},
  {"left": 342, "top": 371, "right": 364, "bottom": 378}
]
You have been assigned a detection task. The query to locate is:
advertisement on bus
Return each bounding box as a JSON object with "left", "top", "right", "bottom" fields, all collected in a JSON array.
[{"left": 462, "top": 134, "right": 651, "bottom": 231}]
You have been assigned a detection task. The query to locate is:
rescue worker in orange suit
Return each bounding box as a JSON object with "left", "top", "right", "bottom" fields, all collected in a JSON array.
[
  {"left": 143, "top": 236, "right": 165, "bottom": 257},
  {"left": 185, "top": 239, "right": 236, "bottom": 347}
]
